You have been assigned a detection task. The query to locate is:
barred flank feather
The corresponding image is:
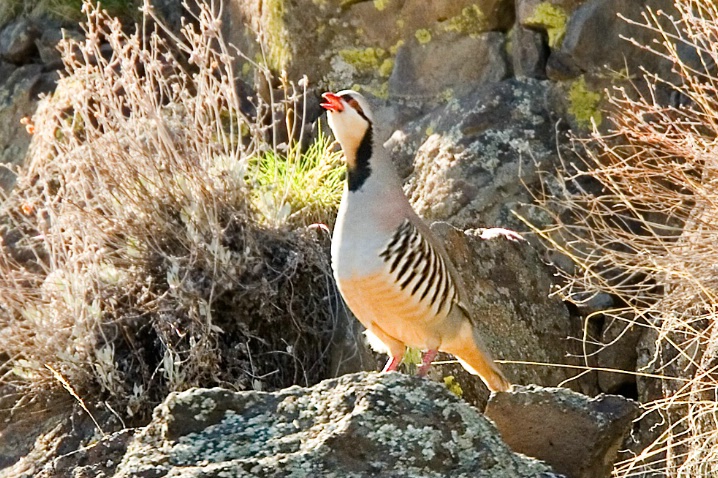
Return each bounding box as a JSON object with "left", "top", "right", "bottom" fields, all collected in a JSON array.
[{"left": 379, "top": 220, "right": 457, "bottom": 316}]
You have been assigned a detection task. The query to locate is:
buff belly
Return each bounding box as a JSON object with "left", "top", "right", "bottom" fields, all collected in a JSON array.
[{"left": 336, "top": 272, "right": 453, "bottom": 351}]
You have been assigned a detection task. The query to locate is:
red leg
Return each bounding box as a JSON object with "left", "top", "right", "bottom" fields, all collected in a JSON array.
[
  {"left": 382, "top": 355, "right": 401, "bottom": 372},
  {"left": 417, "top": 349, "right": 438, "bottom": 377}
]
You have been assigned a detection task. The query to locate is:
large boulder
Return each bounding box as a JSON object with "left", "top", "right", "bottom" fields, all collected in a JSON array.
[{"left": 113, "top": 373, "right": 559, "bottom": 477}]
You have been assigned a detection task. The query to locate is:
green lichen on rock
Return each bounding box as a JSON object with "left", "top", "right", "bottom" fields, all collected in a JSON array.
[
  {"left": 378, "top": 58, "right": 394, "bottom": 77},
  {"left": 373, "top": 0, "right": 389, "bottom": 11},
  {"left": 568, "top": 76, "right": 602, "bottom": 128},
  {"left": 526, "top": 2, "right": 567, "bottom": 48},
  {"left": 351, "top": 82, "right": 389, "bottom": 100},
  {"left": 443, "top": 5, "right": 488, "bottom": 36},
  {"left": 415, "top": 28, "right": 432, "bottom": 45},
  {"left": 264, "top": 0, "right": 291, "bottom": 70},
  {"left": 339, "top": 47, "right": 388, "bottom": 73},
  {"left": 443, "top": 375, "right": 464, "bottom": 398},
  {"left": 441, "top": 88, "right": 455, "bottom": 103}
]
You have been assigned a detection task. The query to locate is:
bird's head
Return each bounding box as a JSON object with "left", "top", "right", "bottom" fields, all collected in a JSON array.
[{"left": 321, "top": 90, "right": 374, "bottom": 153}]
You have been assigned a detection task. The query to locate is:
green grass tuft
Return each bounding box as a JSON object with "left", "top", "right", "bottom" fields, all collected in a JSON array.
[{"left": 251, "top": 126, "right": 345, "bottom": 227}]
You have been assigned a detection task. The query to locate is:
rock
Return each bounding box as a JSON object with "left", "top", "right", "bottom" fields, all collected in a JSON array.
[
  {"left": 517, "top": 1, "right": 575, "bottom": 50},
  {"left": 516, "top": 0, "right": 587, "bottom": 30},
  {"left": 387, "top": 78, "right": 561, "bottom": 230},
  {"left": 113, "top": 373, "right": 560, "bottom": 477},
  {"left": 0, "top": 64, "right": 57, "bottom": 191},
  {"left": 35, "top": 28, "right": 83, "bottom": 67},
  {"left": 389, "top": 31, "right": 508, "bottom": 104},
  {"left": 36, "top": 430, "right": 134, "bottom": 478},
  {"left": 485, "top": 384, "right": 640, "bottom": 478},
  {"left": 557, "top": 0, "right": 676, "bottom": 77},
  {"left": 224, "top": 0, "right": 514, "bottom": 105},
  {"left": 430, "top": 224, "right": 596, "bottom": 400},
  {"left": 0, "top": 401, "right": 116, "bottom": 478},
  {"left": 512, "top": 26, "right": 549, "bottom": 78},
  {"left": 0, "top": 397, "right": 64, "bottom": 471},
  {"left": 0, "top": 18, "right": 40, "bottom": 64},
  {"left": 596, "top": 316, "right": 641, "bottom": 395}
]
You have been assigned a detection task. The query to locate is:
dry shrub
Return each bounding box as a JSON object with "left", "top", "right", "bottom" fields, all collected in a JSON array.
[
  {"left": 528, "top": 0, "right": 718, "bottom": 475},
  {"left": 0, "top": 1, "right": 340, "bottom": 424}
]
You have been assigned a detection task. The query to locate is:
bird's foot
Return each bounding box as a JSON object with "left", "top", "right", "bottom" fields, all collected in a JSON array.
[
  {"left": 417, "top": 349, "right": 438, "bottom": 377},
  {"left": 382, "top": 356, "right": 401, "bottom": 372}
]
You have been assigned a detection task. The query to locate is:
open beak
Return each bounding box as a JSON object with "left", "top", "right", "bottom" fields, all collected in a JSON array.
[{"left": 320, "top": 92, "right": 344, "bottom": 113}]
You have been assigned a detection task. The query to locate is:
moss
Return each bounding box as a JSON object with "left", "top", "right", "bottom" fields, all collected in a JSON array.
[
  {"left": 526, "top": 2, "right": 567, "bottom": 48},
  {"left": 443, "top": 5, "right": 488, "bottom": 36},
  {"left": 339, "top": 47, "right": 388, "bottom": 73},
  {"left": 264, "top": 0, "right": 291, "bottom": 71},
  {"left": 241, "top": 62, "right": 253, "bottom": 78},
  {"left": 568, "top": 76, "right": 602, "bottom": 128},
  {"left": 353, "top": 82, "right": 389, "bottom": 100},
  {"left": 415, "top": 28, "right": 432, "bottom": 45},
  {"left": 443, "top": 375, "right": 464, "bottom": 398},
  {"left": 373, "top": 0, "right": 389, "bottom": 11}
]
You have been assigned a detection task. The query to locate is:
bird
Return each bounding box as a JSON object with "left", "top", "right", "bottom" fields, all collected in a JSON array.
[{"left": 320, "top": 89, "right": 511, "bottom": 392}]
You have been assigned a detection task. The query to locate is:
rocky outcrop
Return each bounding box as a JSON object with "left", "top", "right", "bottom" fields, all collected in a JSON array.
[
  {"left": 0, "top": 0, "right": 690, "bottom": 475},
  {"left": 112, "top": 373, "right": 559, "bottom": 478},
  {"left": 24, "top": 374, "right": 641, "bottom": 478}
]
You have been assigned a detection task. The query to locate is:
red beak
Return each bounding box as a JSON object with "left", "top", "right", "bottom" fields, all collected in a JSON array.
[{"left": 320, "top": 92, "right": 344, "bottom": 112}]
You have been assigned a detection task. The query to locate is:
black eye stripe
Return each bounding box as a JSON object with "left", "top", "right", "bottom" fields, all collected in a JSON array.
[{"left": 340, "top": 94, "right": 367, "bottom": 119}]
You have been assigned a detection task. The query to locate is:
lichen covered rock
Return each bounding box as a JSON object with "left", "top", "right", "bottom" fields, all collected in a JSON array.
[{"left": 114, "top": 373, "right": 560, "bottom": 477}]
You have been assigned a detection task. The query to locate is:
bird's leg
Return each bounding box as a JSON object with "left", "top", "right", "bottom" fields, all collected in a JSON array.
[
  {"left": 382, "top": 355, "right": 401, "bottom": 372},
  {"left": 417, "top": 349, "right": 438, "bottom": 377}
]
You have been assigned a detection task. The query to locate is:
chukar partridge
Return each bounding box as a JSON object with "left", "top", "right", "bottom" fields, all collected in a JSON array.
[{"left": 321, "top": 90, "right": 511, "bottom": 392}]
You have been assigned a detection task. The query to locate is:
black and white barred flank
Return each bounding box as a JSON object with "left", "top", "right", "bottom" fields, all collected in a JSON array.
[{"left": 379, "top": 220, "right": 457, "bottom": 315}]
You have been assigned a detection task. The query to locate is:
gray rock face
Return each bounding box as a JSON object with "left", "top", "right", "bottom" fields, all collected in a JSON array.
[
  {"left": 389, "top": 31, "right": 508, "bottom": 104},
  {"left": 485, "top": 385, "right": 639, "bottom": 478},
  {"left": 0, "top": 19, "right": 39, "bottom": 64},
  {"left": 557, "top": 0, "right": 675, "bottom": 78},
  {"left": 387, "top": 79, "right": 559, "bottom": 230},
  {"left": 114, "top": 373, "right": 559, "bottom": 478},
  {"left": 0, "top": 64, "right": 56, "bottom": 191},
  {"left": 512, "top": 26, "right": 548, "bottom": 79},
  {"left": 36, "top": 430, "right": 134, "bottom": 478},
  {"left": 430, "top": 224, "right": 594, "bottom": 398}
]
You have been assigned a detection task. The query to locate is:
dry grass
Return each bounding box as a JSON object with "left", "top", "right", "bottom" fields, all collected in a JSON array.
[
  {"left": 0, "top": 0, "right": 342, "bottom": 424},
  {"left": 526, "top": 0, "right": 718, "bottom": 475}
]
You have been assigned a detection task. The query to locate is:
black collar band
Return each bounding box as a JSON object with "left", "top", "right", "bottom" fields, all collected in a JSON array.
[{"left": 347, "top": 126, "right": 373, "bottom": 192}]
